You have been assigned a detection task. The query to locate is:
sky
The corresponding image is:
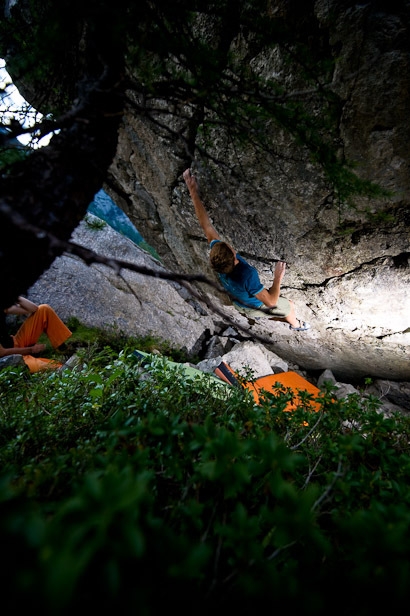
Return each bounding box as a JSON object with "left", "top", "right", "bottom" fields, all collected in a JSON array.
[{"left": 0, "top": 58, "right": 53, "bottom": 147}]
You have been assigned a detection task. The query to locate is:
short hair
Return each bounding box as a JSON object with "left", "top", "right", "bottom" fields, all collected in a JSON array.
[{"left": 210, "top": 242, "right": 236, "bottom": 273}]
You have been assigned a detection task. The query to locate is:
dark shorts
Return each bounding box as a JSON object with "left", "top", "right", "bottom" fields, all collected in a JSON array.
[{"left": 233, "top": 297, "right": 291, "bottom": 318}]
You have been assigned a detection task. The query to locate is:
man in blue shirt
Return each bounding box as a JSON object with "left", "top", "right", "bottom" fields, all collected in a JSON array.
[{"left": 183, "top": 168, "right": 310, "bottom": 331}]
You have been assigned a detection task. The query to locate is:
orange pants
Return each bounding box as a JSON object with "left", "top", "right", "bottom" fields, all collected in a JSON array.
[{"left": 12, "top": 304, "right": 72, "bottom": 373}]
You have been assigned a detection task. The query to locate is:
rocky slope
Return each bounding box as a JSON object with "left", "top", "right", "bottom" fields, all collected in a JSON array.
[{"left": 99, "top": 1, "right": 409, "bottom": 382}]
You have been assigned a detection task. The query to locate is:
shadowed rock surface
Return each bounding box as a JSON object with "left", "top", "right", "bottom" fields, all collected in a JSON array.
[
  {"left": 100, "top": 3, "right": 410, "bottom": 380},
  {"left": 5, "top": 1, "right": 409, "bottom": 381}
]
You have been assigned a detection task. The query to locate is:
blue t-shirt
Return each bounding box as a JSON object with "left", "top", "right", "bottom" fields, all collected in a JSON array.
[{"left": 210, "top": 240, "right": 264, "bottom": 308}]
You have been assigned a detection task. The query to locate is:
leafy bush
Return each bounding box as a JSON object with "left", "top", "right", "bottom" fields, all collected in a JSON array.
[{"left": 1, "top": 347, "right": 410, "bottom": 614}]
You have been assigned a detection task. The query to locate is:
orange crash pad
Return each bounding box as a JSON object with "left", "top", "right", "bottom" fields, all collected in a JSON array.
[{"left": 214, "top": 362, "right": 321, "bottom": 413}]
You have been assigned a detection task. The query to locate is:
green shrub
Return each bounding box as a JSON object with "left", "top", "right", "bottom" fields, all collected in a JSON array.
[{"left": 1, "top": 348, "right": 410, "bottom": 614}]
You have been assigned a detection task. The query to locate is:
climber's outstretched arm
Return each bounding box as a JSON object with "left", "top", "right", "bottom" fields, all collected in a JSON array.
[{"left": 183, "top": 168, "right": 220, "bottom": 243}]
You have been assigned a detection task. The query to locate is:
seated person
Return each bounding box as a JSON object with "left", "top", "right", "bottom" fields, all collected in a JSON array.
[{"left": 0, "top": 296, "right": 72, "bottom": 373}]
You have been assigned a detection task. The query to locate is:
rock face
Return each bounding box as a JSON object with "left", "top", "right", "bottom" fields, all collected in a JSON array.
[
  {"left": 29, "top": 216, "right": 216, "bottom": 357},
  {"left": 99, "top": 2, "right": 409, "bottom": 381},
  {"left": 26, "top": 214, "right": 410, "bottom": 415},
  {"left": 11, "top": 1, "right": 409, "bottom": 382}
]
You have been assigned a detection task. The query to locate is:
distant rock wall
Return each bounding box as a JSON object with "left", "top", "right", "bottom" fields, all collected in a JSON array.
[{"left": 103, "top": 1, "right": 410, "bottom": 381}]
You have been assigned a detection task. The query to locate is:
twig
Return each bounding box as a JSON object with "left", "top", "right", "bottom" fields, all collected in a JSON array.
[
  {"left": 302, "top": 455, "right": 323, "bottom": 490},
  {"left": 311, "top": 457, "right": 344, "bottom": 512},
  {"left": 290, "top": 411, "right": 324, "bottom": 450}
]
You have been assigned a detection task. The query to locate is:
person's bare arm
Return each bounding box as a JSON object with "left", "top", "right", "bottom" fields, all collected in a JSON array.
[
  {"left": 4, "top": 296, "right": 38, "bottom": 316},
  {"left": 0, "top": 343, "right": 46, "bottom": 357},
  {"left": 183, "top": 169, "right": 220, "bottom": 243},
  {"left": 255, "top": 261, "right": 287, "bottom": 308}
]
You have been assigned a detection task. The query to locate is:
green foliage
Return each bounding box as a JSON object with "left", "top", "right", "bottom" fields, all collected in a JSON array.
[
  {"left": 1, "top": 344, "right": 410, "bottom": 613},
  {"left": 84, "top": 213, "right": 106, "bottom": 230},
  {"left": 0, "top": 0, "right": 389, "bottom": 213},
  {"left": 47, "top": 317, "right": 193, "bottom": 364},
  {"left": 0, "top": 141, "right": 28, "bottom": 170}
]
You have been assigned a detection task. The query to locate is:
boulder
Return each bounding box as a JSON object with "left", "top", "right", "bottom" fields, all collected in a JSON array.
[
  {"left": 102, "top": 2, "right": 410, "bottom": 382},
  {"left": 366, "top": 380, "right": 410, "bottom": 413},
  {"left": 28, "top": 216, "right": 216, "bottom": 357},
  {"left": 0, "top": 354, "right": 26, "bottom": 370}
]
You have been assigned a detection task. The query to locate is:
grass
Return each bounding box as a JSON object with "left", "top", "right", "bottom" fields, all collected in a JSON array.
[{"left": 36, "top": 316, "right": 197, "bottom": 365}]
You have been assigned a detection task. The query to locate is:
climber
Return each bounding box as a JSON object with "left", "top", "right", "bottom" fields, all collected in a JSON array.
[
  {"left": 183, "top": 168, "right": 310, "bottom": 331},
  {"left": 0, "top": 296, "right": 72, "bottom": 372}
]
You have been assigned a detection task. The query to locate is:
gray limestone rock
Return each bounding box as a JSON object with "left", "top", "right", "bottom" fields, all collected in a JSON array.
[
  {"left": 366, "top": 380, "right": 410, "bottom": 412},
  {"left": 317, "top": 369, "right": 337, "bottom": 388},
  {"left": 0, "top": 354, "right": 26, "bottom": 369},
  {"left": 217, "top": 341, "right": 288, "bottom": 379},
  {"left": 101, "top": 2, "right": 410, "bottom": 382},
  {"left": 28, "top": 216, "right": 216, "bottom": 357}
]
